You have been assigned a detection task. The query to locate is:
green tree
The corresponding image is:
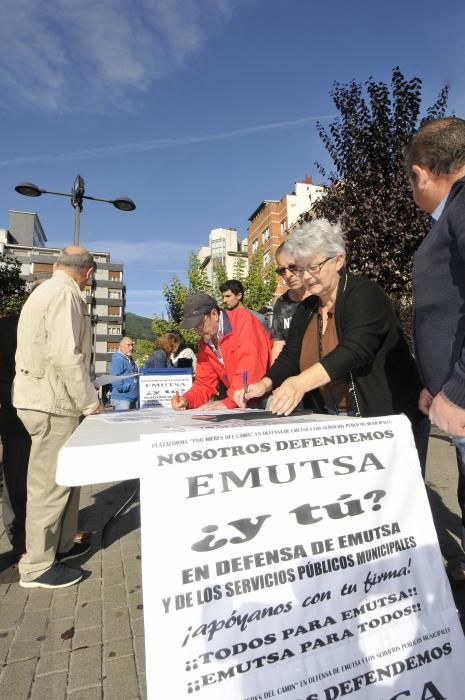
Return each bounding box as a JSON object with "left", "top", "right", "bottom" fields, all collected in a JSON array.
[
  {"left": 212, "top": 259, "right": 227, "bottom": 301},
  {"left": 312, "top": 67, "right": 448, "bottom": 301},
  {"left": 243, "top": 247, "right": 277, "bottom": 310},
  {"left": 162, "top": 275, "right": 189, "bottom": 325},
  {"left": 187, "top": 253, "right": 212, "bottom": 295},
  {"left": 133, "top": 338, "right": 154, "bottom": 366},
  {"left": 0, "top": 255, "right": 27, "bottom": 314},
  {"left": 232, "top": 253, "right": 247, "bottom": 284}
]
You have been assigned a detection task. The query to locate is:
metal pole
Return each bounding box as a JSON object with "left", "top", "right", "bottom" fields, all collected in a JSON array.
[{"left": 74, "top": 205, "right": 80, "bottom": 246}]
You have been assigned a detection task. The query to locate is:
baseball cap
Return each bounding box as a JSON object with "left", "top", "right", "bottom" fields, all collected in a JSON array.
[{"left": 180, "top": 292, "right": 218, "bottom": 329}]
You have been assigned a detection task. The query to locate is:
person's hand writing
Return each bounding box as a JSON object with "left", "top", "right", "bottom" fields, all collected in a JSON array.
[
  {"left": 171, "top": 394, "right": 189, "bottom": 411},
  {"left": 234, "top": 379, "right": 271, "bottom": 408}
]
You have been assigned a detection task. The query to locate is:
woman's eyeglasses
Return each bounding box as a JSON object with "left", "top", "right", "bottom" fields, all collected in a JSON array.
[{"left": 277, "top": 257, "right": 335, "bottom": 278}]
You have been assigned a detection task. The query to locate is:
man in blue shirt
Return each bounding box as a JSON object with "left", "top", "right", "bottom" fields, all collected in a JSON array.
[{"left": 110, "top": 336, "right": 139, "bottom": 411}]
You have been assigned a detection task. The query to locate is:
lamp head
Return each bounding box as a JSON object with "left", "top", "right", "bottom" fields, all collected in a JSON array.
[
  {"left": 112, "top": 197, "right": 136, "bottom": 212},
  {"left": 15, "top": 182, "right": 42, "bottom": 197}
]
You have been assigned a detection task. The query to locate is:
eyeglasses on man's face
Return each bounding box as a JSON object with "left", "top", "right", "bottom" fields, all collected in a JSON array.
[
  {"left": 275, "top": 264, "right": 300, "bottom": 277},
  {"left": 193, "top": 314, "right": 208, "bottom": 333},
  {"left": 292, "top": 256, "right": 335, "bottom": 278}
]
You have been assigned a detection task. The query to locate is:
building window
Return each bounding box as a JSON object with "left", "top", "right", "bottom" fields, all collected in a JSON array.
[
  {"left": 263, "top": 250, "right": 271, "bottom": 266},
  {"left": 262, "top": 227, "right": 270, "bottom": 242},
  {"left": 108, "top": 306, "right": 121, "bottom": 316},
  {"left": 107, "top": 342, "right": 120, "bottom": 353},
  {"left": 108, "top": 326, "right": 121, "bottom": 335},
  {"left": 109, "top": 289, "right": 122, "bottom": 299},
  {"left": 252, "top": 238, "right": 259, "bottom": 253},
  {"left": 109, "top": 270, "right": 121, "bottom": 281},
  {"left": 211, "top": 238, "right": 226, "bottom": 266},
  {"left": 33, "top": 262, "right": 53, "bottom": 273},
  {"left": 280, "top": 220, "right": 287, "bottom": 235}
]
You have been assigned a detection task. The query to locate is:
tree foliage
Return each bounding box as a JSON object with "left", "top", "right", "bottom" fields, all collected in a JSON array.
[
  {"left": 187, "top": 253, "right": 212, "bottom": 296},
  {"left": 243, "top": 247, "right": 276, "bottom": 310},
  {"left": 0, "top": 255, "right": 27, "bottom": 314},
  {"left": 212, "top": 259, "right": 228, "bottom": 301},
  {"left": 133, "top": 338, "right": 154, "bottom": 366},
  {"left": 312, "top": 67, "right": 449, "bottom": 299}
]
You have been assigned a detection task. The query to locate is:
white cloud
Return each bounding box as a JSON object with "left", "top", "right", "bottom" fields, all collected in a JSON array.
[
  {"left": 0, "top": 0, "right": 232, "bottom": 113},
  {"left": 0, "top": 114, "right": 334, "bottom": 167}
]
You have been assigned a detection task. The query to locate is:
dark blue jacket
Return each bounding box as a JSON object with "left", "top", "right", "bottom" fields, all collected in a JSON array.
[{"left": 413, "top": 175, "right": 465, "bottom": 406}]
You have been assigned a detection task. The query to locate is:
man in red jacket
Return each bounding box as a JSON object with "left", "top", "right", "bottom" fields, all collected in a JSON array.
[{"left": 171, "top": 293, "right": 272, "bottom": 410}]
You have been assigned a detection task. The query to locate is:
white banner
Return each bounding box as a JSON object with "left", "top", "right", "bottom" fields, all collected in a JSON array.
[
  {"left": 139, "top": 370, "right": 192, "bottom": 408},
  {"left": 139, "top": 414, "right": 465, "bottom": 699}
]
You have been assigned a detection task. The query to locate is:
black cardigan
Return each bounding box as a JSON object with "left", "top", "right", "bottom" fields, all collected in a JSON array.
[{"left": 267, "top": 272, "right": 422, "bottom": 420}]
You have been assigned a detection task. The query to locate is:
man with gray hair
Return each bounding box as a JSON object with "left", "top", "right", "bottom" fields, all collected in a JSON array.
[
  {"left": 405, "top": 116, "right": 465, "bottom": 580},
  {"left": 14, "top": 245, "right": 101, "bottom": 589}
]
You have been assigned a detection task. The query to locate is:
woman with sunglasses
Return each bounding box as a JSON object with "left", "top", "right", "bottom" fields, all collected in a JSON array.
[
  {"left": 235, "top": 218, "right": 428, "bottom": 472},
  {"left": 270, "top": 242, "right": 311, "bottom": 363}
]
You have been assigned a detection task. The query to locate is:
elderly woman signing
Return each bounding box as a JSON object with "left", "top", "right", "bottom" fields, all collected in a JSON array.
[{"left": 235, "top": 219, "right": 428, "bottom": 469}]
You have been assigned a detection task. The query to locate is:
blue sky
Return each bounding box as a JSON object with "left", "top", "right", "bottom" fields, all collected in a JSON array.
[{"left": 1, "top": 0, "right": 464, "bottom": 317}]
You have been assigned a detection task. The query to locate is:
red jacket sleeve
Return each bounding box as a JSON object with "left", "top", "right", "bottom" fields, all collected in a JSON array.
[
  {"left": 182, "top": 342, "right": 224, "bottom": 409},
  {"left": 223, "top": 309, "right": 272, "bottom": 407}
]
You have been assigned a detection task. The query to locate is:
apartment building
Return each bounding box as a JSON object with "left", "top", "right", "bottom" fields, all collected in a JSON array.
[
  {"left": 197, "top": 227, "right": 248, "bottom": 284},
  {"left": 0, "top": 210, "right": 125, "bottom": 375},
  {"left": 247, "top": 176, "right": 325, "bottom": 300}
]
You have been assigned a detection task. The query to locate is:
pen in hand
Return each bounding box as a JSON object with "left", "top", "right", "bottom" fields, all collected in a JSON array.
[{"left": 243, "top": 371, "right": 248, "bottom": 405}]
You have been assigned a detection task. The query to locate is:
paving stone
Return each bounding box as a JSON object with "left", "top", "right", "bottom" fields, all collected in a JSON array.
[
  {"left": 31, "top": 670, "right": 68, "bottom": 699},
  {"left": 25, "top": 589, "right": 53, "bottom": 611},
  {"left": 0, "top": 657, "right": 36, "bottom": 698},
  {"left": 77, "top": 579, "right": 101, "bottom": 604},
  {"left": 67, "top": 686, "right": 103, "bottom": 699},
  {"left": 103, "top": 637, "right": 133, "bottom": 661},
  {"left": 104, "top": 653, "right": 139, "bottom": 699},
  {"left": 138, "top": 672, "right": 147, "bottom": 699},
  {"left": 7, "top": 639, "right": 40, "bottom": 663},
  {"left": 50, "top": 592, "right": 78, "bottom": 620},
  {"left": 102, "top": 548, "right": 122, "bottom": 567},
  {"left": 103, "top": 607, "right": 131, "bottom": 641},
  {"left": 40, "top": 618, "right": 74, "bottom": 654},
  {"left": 133, "top": 635, "right": 146, "bottom": 675},
  {"left": 102, "top": 563, "right": 124, "bottom": 587},
  {"left": 130, "top": 616, "right": 145, "bottom": 638},
  {"left": 15, "top": 609, "right": 48, "bottom": 642},
  {"left": 0, "top": 586, "right": 28, "bottom": 627},
  {"left": 0, "top": 629, "right": 15, "bottom": 664},
  {"left": 103, "top": 584, "right": 127, "bottom": 610},
  {"left": 72, "top": 625, "right": 102, "bottom": 649},
  {"left": 36, "top": 651, "right": 69, "bottom": 676},
  {"left": 75, "top": 599, "right": 102, "bottom": 630},
  {"left": 68, "top": 645, "right": 102, "bottom": 691}
]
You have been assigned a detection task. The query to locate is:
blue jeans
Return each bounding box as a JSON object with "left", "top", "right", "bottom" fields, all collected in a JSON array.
[{"left": 111, "top": 399, "right": 137, "bottom": 411}]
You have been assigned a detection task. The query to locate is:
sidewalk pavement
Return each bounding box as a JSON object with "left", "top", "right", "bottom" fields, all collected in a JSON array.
[{"left": 0, "top": 429, "right": 465, "bottom": 699}]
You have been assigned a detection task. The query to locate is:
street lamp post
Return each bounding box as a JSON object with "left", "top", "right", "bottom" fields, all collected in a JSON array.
[
  {"left": 14, "top": 175, "right": 136, "bottom": 377},
  {"left": 15, "top": 175, "right": 136, "bottom": 245}
]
